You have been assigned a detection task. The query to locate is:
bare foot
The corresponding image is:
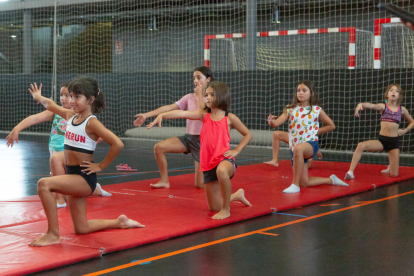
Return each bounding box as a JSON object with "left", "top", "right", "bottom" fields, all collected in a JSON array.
[
  {"left": 212, "top": 209, "right": 231, "bottom": 220},
  {"left": 150, "top": 181, "right": 170, "bottom": 189},
  {"left": 29, "top": 233, "right": 61, "bottom": 247},
  {"left": 263, "top": 160, "right": 279, "bottom": 167},
  {"left": 232, "top": 189, "right": 252, "bottom": 206},
  {"left": 118, "top": 214, "right": 145, "bottom": 228}
]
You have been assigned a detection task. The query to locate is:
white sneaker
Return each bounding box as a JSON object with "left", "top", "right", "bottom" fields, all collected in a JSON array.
[{"left": 57, "top": 202, "right": 67, "bottom": 208}]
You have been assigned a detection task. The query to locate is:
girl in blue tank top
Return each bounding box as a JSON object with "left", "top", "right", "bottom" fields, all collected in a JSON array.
[
  {"left": 6, "top": 83, "right": 72, "bottom": 207},
  {"left": 345, "top": 84, "right": 414, "bottom": 179}
]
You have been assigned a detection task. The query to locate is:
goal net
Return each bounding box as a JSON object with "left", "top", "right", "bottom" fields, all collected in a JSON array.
[
  {"left": 381, "top": 22, "right": 414, "bottom": 68},
  {"left": 208, "top": 28, "right": 373, "bottom": 71}
]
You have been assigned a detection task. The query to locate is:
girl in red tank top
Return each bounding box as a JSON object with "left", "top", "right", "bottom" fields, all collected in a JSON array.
[{"left": 148, "top": 81, "right": 253, "bottom": 220}]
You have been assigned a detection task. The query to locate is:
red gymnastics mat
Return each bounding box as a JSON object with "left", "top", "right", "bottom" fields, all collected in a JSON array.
[{"left": 1, "top": 161, "right": 414, "bottom": 275}]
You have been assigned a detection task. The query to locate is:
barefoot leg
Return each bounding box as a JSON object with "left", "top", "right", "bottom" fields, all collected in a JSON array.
[
  {"left": 151, "top": 137, "right": 187, "bottom": 188},
  {"left": 264, "top": 131, "right": 288, "bottom": 166},
  {"left": 194, "top": 161, "right": 204, "bottom": 189},
  {"left": 50, "top": 152, "right": 66, "bottom": 205},
  {"left": 68, "top": 196, "right": 144, "bottom": 235},
  {"left": 204, "top": 181, "right": 221, "bottom": 212},
  {"left": 117, "top": 214, "right": 145, "bottom": 228},
  {"left": 30, "top": 175, "right": 91, "bottom": 247},
  {"left": 308, "top": 158, "right": 313, "bottom": 169},
  {"left": 388, "top": 148, "right": 400, "bottom": 177},
  {"left": 212, "top": 161, "right": 234, "bottom": 220},
  {"left": 230, "top": 189, "right": 252, "bottom": 206}
]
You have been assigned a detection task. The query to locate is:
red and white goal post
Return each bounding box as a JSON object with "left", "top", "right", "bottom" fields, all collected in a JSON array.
[{"left": 204, "top": 27, "right": 357, "bottom": 70}]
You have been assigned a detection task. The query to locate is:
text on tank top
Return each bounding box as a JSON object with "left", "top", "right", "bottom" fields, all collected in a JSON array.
[{"left": 64, "top": 115, "right": 98, "bottom": 154}]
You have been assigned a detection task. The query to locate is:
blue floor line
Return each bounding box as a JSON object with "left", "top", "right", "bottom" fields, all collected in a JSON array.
[{"left": 273, "top": 212, "right": 308, "bottom": 218}]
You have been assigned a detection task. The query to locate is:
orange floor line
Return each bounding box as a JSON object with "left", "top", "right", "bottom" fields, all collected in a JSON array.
[
  {"left": 257, "top": 231, "right": 280, "bottom": 237},
  {"left": 84, "top": 189, "right": 414, "bottom": 276}
]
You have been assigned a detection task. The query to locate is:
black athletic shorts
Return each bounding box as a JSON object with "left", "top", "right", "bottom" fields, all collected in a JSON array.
[
  {"left": 203, "top": 158, "right": 237, "bottom": 184},
  {"left": 65, "top": 165, "right": 97, "bottom": 195},
  {"left": 379, "top": 135, "right": 400, "bottom": 152}
]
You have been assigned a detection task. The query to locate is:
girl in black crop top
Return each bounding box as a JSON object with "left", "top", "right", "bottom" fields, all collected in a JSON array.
[
  {"left": 28, "top": 78, "right": 144, "bottom": 247},
  {"left": 345, "top": 84, "right": 414, "bottom": 180}
]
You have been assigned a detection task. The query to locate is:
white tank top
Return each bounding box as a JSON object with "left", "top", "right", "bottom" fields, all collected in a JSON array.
[{"left": 64, "top": 115, "right": 98, "bottom": 154}]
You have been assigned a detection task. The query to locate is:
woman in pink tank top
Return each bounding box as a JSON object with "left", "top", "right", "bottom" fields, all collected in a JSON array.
[
  {"left": 147, "top": 81, "right": 253, "bottom": 220},
  {"left": 133, "top": 66, "right": 213, "bottom": 189}
]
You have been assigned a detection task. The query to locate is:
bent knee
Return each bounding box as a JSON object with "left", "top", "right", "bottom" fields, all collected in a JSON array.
[
  {"left": 292, "top": 147, "right": 304, "bottom": 157},
  {"left": 216, "top": 167, "right": 230, "bottom": 180},
  {"left": 274, "top": 131, "right": 283, "bottom": 138},
  {"left": 37, "top": 178, "right": 50, "bottom": 191},
  {"left": 356, "top": 143, "right": 366, "bottom": 151},
  {"left": 153, "top": 142, "right": 161, "bottom": 151},
  {"left": 154, "top": 142, "right": 169, "bottom": 153},
  {"left": 74, "top": 226, "right": 89, "bottom": 235}
]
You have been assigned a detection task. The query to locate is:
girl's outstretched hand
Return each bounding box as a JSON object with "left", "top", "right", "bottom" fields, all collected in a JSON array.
[
  {"left": 267, "top": 114, "right": 277, "bottom": 126},
  {"left": 354, "top": 103, "right": 363, "bottom": 117},
  {"left": 133, "top": 113, "right": 147, "bottom": 127},
  {"left": 223, "top": 149, "right": 240, "bottom": 159},
  {"left": 5, "top": 129, "right": 19, "bottom": 148},
  {"left": 80, "top": 161, "right": 103, "bottom": 175},
  {"left": 28, "top": 83, "right": 42, "bottom": 103},
  {"left": 146, "top": 115, "right": 163, "bottom": 129}
]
